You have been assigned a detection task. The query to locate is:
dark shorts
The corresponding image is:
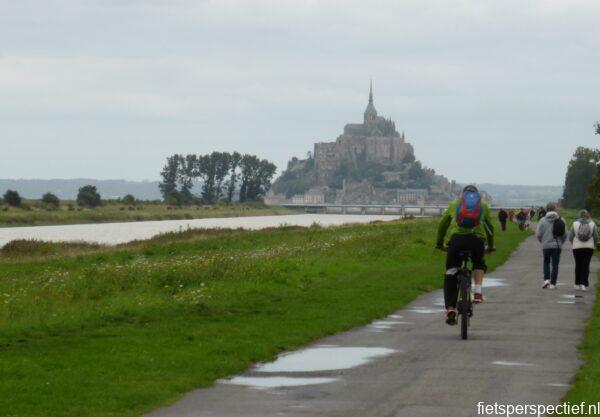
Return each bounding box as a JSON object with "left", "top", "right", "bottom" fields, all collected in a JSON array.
[{"left": 446, "top": 234, "right": 487, "bottom": 272}]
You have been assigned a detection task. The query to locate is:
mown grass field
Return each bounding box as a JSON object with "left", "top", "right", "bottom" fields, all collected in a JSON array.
[
  {"left": 0, "top": 201, "right": 294, "bottom": 227},
  {"left": 0, "top": 218, "right": 528, "bottom": 417}
]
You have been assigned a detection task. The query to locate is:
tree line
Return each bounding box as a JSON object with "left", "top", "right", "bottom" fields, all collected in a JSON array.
[
  {"left": 1, "top": 186, "right": 127, "bottom": 210},
  {"left": 562, "top": 146, "right": 600, "bottom": 213},
  {"left": 159, "top": 152, "right": 277, "bottom": 205}
]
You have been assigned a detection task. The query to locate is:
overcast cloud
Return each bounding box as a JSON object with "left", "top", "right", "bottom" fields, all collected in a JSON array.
[{"left": 1, "top": 0, "right": 599, "bottom": 185}]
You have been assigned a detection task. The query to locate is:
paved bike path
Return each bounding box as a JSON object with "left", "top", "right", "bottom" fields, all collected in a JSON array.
[{"left": 145, "top": 235, "right": 598, "bottom": 417}]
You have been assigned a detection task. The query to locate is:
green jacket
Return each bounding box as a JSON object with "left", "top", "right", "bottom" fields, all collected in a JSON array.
[{"left": 436, "top": 199, "right": 494, "bottom": 247}]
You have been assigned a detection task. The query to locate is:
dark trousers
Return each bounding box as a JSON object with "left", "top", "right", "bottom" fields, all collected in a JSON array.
[
  {"left": 543, "top": 248, "right": 562, "bottom": 285},
  {"left": 500, "top": 220, "right": 507, "bottom": 231},
  {"left": 444, "top": 234, "right": 485, "bottom": 309},
  {"left": 573, "top": 248, "right": 594, "bottom": 287}
]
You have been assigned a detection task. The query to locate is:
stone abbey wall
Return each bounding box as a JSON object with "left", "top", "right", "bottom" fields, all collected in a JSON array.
[{"left": 313, "top": 127, "right": 415, "bottom": 185}]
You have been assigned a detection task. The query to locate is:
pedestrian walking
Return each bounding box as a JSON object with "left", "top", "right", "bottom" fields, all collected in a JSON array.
[
  {"left": 498, "top": 208, "right": 508, "bottom": 231},
  {"left": 538, "top": 207, "right": 546, "bottom": 221},
  {"left": 529, "top": 208, "right": 536, "bottom": 220},
  {"left": 509, "top": 209, "right": 515, "bottom": 222},
  {"left": 536, "top": 202, "right": 567, "bottom": 289},
  {"left": 568, "top": 210, "right": 598, "bottom": 291},
  {"left": 516, "top": 208, "right": 528, "bottom": 231}
]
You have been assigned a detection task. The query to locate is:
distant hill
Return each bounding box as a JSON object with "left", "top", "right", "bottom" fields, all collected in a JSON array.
[
  {"left": 0, "top": 179, "right": 564, "bottom": 206},
  {"left": 0, "top": 179, "right": 162, "bottom": 200},
  {"left": 473, "top": 183, "right": 564, "bottom": 207}
]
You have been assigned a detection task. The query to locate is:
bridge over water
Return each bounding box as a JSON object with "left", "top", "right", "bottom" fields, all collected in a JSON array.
[{"left": 282, "top": 203, "right": 517, "bottom": 216}]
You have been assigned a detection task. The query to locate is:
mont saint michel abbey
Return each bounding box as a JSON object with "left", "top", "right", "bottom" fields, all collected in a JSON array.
[{"left": 267, "top": 83, "right": 463, "bottom": 206}]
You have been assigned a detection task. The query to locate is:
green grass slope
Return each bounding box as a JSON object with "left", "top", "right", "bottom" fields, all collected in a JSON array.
[{"left": 0, "top": 219, "right": 528, "bottom": 417}]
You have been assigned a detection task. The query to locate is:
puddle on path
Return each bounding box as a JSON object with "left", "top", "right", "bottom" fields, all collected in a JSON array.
[
  {"left": 483, "top": 278, "right": 509, "bottom": 288},
  {"left": 368, "top": 320, "right": 415, "bottom": 331},
  {"left": 492, "top": 361, "right": 537, "bottom": 367},
  {"left": 388, "top": 314, "right": 403, "bottom": 319},
  {"left": 255, "top": 347, "right": 397, "bottom": 373},
  {"left": 369, "top": 325, "right": 392, "bottom": 331},
  {"left": 221, "top": 376, "right": 339, "bottom": 389},
  {"left": 557, "top": 301, "right": 576, "bottom": 304},
  {"left": 371, "top": 320, "right": 413, "bottom": 326},
  {"left": 409, "top": 307, "right": 446, "bottom": 314},
  {"left": 546, "top": 383, "right": 569, "bottom": 388},
  {"left": 561, "top": 294, "right": 584, "bottom": 299}
]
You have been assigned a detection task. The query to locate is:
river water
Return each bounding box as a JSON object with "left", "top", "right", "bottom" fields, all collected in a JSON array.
[{"left": 0, "top": 214, "right": 402, "bottom": 247}]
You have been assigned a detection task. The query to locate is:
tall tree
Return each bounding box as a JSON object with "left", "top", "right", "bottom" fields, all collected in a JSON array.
[
  {"left": 562, "top": 147, "right": 600, "bottom": 208},
  {"left": 159, "top": 154, "right": 182, "bottom": 199},
  {"left": 239, "top": 155, "right": 276, "bottom": 201},
  {"left": 197, "top": 153, "right": 218, "bottom": 203},
  {"left": 254, "top": 158, "right": 277, "bottom": 198},
  {"left": 178, "top": 154, "right": 197, "bottom": 204},
  {"left": 226, "top": 152, "right": 242, "bottom": 202},
  {"left": 586, "top": 164, "right": 600, "bottom": 214},
  {"left": 239, "top": 154, "right": 258, "bottom": 202},
  {"left": 214, "top": 152, "right": 232, "bottom": 201}
]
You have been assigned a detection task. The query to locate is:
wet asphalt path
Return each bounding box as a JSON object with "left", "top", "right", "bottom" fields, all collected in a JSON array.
[{"left": 145, "top": 235, "right": 598, "bottom": 417}]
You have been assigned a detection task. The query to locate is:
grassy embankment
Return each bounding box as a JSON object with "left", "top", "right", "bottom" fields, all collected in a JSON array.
[
  {"left": 0, "top": 201, "right": 295, "bottom": 227},
  {"left": 563, "top": 209, "right": 600, "bottom": 407},
  {"left": 0, "top": 218, "right": 528, "bottom": 417}
]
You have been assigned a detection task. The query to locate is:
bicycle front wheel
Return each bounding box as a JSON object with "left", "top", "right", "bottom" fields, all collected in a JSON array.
[{"left": 460, "top": 275, "right": 470, "bottom": 340}]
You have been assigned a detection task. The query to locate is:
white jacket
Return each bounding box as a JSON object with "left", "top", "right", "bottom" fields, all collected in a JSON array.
[{"left": 569, "top": 219, "right": 598, "bottom": 250}]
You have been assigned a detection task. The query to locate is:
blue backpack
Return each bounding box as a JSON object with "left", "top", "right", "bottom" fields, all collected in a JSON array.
[{"left": 456, "top": 191, "right": 483, "bottom": 228}]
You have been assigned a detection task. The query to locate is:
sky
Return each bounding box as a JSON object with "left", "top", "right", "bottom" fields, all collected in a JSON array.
[{"left": 1, "top": 0, "right": 599, "bottom": 186}]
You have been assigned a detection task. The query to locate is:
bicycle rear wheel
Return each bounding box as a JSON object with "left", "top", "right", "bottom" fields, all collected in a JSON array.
[{"left": 460, "top": 274, "right": 470, "bottom": 340}]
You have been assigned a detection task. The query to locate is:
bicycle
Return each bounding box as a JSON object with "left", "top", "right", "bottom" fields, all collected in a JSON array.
[
  {"left": 440, "top": 246, "right": 495, "bottom": 340},
  {"left": 456, "top": 251, "right": 473, "bottom": 340}
]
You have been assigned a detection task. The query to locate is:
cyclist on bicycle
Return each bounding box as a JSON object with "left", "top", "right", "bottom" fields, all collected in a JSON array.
[{"left": 436, "top": 185, "right": 495, "bottom": 325}]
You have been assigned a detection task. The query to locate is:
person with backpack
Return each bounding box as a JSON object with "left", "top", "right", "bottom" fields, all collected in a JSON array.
[
  {"left": 436, "top": 185, "right": 495, "bottom": 325},
  {"left": 568, "top": 210, "right": 598, "bottom": 291},
  {"left": 535, "top": 202, "right": 567, "bottom": 289},
  {"left": 516, "top": 208, "right": 529, "bottom": 231},
  {"left": 498, "top": 208, "right": 508, "bottom": 231}
]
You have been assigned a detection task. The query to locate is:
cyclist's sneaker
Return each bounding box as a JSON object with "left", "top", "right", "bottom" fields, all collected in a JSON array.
[
  {"left": 445, "top": 307, "right": 457, "bottom": 326},
  {"left": 473, "top": 293, "right": 484, "bottom": 304},
  {"left": 549, "top": 284, "right": 557, "bottom": 289},
  {"left": 542, "top": 280, "right": 550, "bottom": 289},
  {"left": 581, "top": 285, "right": 588, "bottom": 292},
  {"left": 574, "top": 284, "right": 581, "bottom": 290}
]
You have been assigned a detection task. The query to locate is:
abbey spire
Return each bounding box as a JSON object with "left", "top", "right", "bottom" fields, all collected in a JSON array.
[{"left": 364, "top": 79, "right": 378, "bottom": 124}]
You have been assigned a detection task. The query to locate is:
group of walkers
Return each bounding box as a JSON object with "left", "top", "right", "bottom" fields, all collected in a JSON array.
[
  {"left": 535, "top": 203, "right": 597, "bottom": 291},
  {"left": 497, "top": 206, "right": 547, "bottom": 232},
  {"left": 437, "top": 186, "right": 597, "bottom": 326},
  {"left": 498, "top": 203, "right": 597, "bottom": 290}
]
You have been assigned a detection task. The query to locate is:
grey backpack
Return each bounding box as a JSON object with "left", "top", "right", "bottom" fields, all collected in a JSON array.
[{"left": 577, "top": 222, "right": 593, "bottom": 242}]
